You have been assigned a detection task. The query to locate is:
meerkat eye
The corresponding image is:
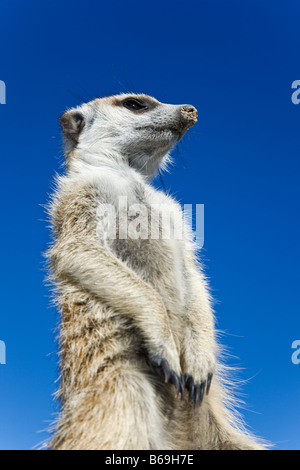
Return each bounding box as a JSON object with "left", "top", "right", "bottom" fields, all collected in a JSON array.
[{"left": 122, "top": 98, "right": 148, "bottom": 112}]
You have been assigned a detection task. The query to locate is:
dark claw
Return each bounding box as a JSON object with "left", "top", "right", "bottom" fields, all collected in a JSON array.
[
  {"left": 206, "top": 373, "right": 213, "bottom": 395},
  {"left": 194, "top": 383, "right": 200, "bottom": 407},
  {"left": 160, "top": 358, "right": 171, "bottom": 383},
  {"left": 185, "top": 374, "right": 195, "bottom": 403},
  {"left": 169, "top": 371, "right": 180, "bottom": 395},
  {"left": 200, "top": 381, "right": 206, "bottom": 405},
  {"left": 180, "top": 374, "right": 185, "bottom": 400},
  {"left": 149, "top": 355, "right": 164, "bottom": 377}
]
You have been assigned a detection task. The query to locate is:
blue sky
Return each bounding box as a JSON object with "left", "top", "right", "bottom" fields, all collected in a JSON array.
[{"left": 0, "top": 0, "right": 299, "bottom": 450}]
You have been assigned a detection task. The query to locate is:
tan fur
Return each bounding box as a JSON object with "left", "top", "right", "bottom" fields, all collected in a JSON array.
[{"left": 46, "top": 94, "right": 266, "bottom": 450}]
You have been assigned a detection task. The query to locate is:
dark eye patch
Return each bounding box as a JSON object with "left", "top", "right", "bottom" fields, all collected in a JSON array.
[
  {"left": 122, "top": 98, "right": 148, "bottom": 111},
  {"left": 114, "top": 96, "right": 157, "bottom": 113}
]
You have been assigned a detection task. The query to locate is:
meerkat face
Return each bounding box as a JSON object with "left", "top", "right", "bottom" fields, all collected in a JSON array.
[{"left": 59, "top": 93, "right": 198, "bottom": 178}]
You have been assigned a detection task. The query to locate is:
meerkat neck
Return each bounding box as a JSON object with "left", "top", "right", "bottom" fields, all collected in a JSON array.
[
  {"left": 67, "top": 147, "right": 125, "bottom": 173},
  {"left": 66, "top": 145, "right": 166, "bottom": 183},
  {"left": 66, "top": 149, "right": 151, "bottom": 185}
]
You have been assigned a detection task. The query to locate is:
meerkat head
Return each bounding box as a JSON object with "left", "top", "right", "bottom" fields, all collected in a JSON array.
[{"left": 59, "top": 93, "right": 198, "bottom": 179}]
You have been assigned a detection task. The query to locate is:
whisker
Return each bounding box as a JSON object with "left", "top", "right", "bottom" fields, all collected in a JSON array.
[{"left": 60, "top": 85, "right": 87, "bottom": 104}]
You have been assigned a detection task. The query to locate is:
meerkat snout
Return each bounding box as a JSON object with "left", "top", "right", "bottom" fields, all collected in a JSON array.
[{"left": 179, "top": 105, "right": 198, "bottom": 128}]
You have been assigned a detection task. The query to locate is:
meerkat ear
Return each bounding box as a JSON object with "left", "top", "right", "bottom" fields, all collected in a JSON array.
[{"left": 59, "top": 110, "right": 85, "bottom": 143}]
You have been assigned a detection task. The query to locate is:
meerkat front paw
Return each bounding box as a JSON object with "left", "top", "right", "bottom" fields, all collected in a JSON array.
[
  {"left": 184, "top": 372, "right": 213, "bottom": 407},
  {"left": 148, "top": 355, "right": 185, "bottom": 397},
  {"left": 146, "top": 336, "right": 185, "bottom": 398},
  {"left": 183, "top": 354, "right": 216, "bottom": 407}
]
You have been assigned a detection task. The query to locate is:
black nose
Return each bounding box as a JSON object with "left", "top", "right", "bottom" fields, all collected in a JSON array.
[
  {"left": 180, "top": 105, "right": 198, "bottom": 126},
  {"left": 181, "top": 105, "right": 197, "bottom": 114}
]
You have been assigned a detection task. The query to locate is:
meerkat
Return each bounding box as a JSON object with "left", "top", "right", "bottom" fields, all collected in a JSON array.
[{"left": 47, "top": 93, "right": 265, "bottom": 450}]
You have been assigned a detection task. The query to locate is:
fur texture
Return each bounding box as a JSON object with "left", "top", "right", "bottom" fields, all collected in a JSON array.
[{"left": 47, "top": 93, "right": 265, "bottom": 450}]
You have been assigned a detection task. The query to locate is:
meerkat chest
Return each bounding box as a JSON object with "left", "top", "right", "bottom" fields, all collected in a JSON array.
[{"left": 97, "top": 178, "right": 189, "bottom": 309}]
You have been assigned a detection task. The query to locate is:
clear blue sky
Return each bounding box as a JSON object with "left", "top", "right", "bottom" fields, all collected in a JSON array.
[{"left": 0, "top": 0, "right": 299, "bottom": 450}]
